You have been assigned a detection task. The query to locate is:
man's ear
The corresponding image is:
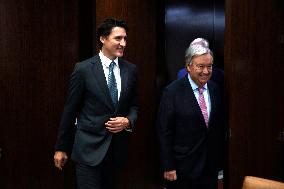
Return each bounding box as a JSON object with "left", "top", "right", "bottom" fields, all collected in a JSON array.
[
  {"left": 100, "top": 36, "right": 106, "bottom": 44},
  {"left": 186, "top": 63, "right": 191, "bottom": 72}
]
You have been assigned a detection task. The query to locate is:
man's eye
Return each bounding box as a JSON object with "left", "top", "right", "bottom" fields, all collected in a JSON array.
[{"left": 115, "top": 37, "right": 127, "bottom": 41}]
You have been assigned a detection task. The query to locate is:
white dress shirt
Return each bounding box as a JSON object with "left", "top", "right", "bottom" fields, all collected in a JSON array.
[
  {"left": 99, "top": 51, "right": 121, "bottom": 101},
  {"left": 187, "top": 74, "right": 211, "bottom": 117}
]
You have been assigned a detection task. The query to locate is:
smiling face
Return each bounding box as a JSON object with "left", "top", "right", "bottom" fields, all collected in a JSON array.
[
  {"left": 100, "top": 26, "right": 127, "bottom": 60},
  {"left": 186, "top": 53, "right": 213, "bottom": 87}
]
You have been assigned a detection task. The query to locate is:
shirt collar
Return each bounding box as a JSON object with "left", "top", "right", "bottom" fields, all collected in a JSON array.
[
  {"left": 187, "top": 74, "right": 208, "bottom": 91},
  {"left": 99, "top": 51, "right": 119, "bottom": 67}
]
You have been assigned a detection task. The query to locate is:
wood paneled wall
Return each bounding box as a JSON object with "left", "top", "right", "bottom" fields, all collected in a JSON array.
[
  {"left": 0, "top": 0, "right": 79, "bottom": 188},
  {"left": 225, "top": 0, "right": 284, "bottom": 188}
]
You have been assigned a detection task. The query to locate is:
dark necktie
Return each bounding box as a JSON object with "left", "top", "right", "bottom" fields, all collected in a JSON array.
[
  {"left": 108, "top": 61, "right": 118, "bottom": 106},
  {"left": 198, "top": 87, "right": 209, "bottom": 127}
]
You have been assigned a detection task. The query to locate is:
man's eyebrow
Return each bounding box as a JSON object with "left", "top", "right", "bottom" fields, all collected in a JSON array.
[{"left": 114, "top": 35, "right": 127, "bottom": 39}]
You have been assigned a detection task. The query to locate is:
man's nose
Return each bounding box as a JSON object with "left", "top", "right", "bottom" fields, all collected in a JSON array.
[
  {"left": 202, "top": 67, "right": 210, "bottom": 74},
  {"left": 120, "top": 39, "right": 126, "bottom": 47}
]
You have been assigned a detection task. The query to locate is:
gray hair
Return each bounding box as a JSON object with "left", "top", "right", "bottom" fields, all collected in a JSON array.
[{"left": 185, "top": 38, "right": 213, "bottom": 65}]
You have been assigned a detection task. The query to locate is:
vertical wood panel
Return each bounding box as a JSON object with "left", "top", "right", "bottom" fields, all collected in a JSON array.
[
  {"left": 225, "top": 0, "right": 284, "bottom": 188},
  {"left": 0, "top": 0, "right": 78, "bottom": 188},
  {"left": 95, "top": 0, "right": 159, "bottom": 188}
]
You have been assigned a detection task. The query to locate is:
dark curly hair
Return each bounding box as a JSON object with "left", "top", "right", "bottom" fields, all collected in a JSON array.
[{"left": 97, "top": 18, "right": 129, "bottom": 49}]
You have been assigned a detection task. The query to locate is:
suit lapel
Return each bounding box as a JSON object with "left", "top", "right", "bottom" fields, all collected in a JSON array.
[
  {"left": 90, "top": 55, "right": 114, "bottom": 111},
  {"left": 207, "top": 81, "right": 216, "bottom": 125},
  {"left": 116, "top": 58, "right": 128, "bottom": 110},
  {"left": 184, "top": 77, "right": 200, "bottom": 112},
  {"left": 184, "top": 77, "right": 208, "bottom": 127}
]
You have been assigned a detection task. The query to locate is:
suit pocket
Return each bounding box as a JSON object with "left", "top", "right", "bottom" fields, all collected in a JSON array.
[
  {"left": 173, "top": 146, "right": 190, "bottom": 159},
  {"left": 77, "top": 123, "right": 106, "bottom": 136},
  {"left": 174, "top": 145, "right": 189, "bottom": 153},
  {"left": 77, "top": 115, "right": 110, "bottom": 134}
]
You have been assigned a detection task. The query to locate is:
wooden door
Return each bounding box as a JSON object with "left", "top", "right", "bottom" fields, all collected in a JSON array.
[
  {"left": 0, "top": 1, "right": 79, "bottom": 188},
  {"left": 225, "top": 0, "right": 284, "bottom": 188}
]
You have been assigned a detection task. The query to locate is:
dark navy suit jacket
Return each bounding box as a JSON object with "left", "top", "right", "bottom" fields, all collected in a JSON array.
[
  {"left": 55, "top": 55, "right": 138, "bottom": 166},
  {"left": 157, "top": 76, "right": 224, "bottom": 179}
]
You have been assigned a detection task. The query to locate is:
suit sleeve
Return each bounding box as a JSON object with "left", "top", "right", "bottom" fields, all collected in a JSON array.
[
  {"left": 157, "top": 88, "right": 176, "bottom": 171},
  {"left": 55, "top": 63, "right": 84, "bottom": 154}
]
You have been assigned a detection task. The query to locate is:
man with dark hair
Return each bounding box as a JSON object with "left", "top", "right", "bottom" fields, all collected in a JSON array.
[
  {"left": 157, "top": 38, "right": 224, "bottom": 189},
  {"left": 54, "top": 18, "right": 138, "bottom": 189}
]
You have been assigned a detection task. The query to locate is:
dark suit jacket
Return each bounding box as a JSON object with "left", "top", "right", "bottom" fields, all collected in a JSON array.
[
  {"left": 55, "top": 55, "right": 138, "bottom": 167},
  {"left": 157, "top": 76, "right": 224, "bottom": 179}
]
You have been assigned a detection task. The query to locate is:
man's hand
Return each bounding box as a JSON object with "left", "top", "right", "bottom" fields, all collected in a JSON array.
[
  {"left": 105, "top": 117, "right": 130, "bottom": 133},
  {"left": 164, "top": 170, "right": 177, "bottom": 181},
  {"left": 54, "top": 151, "right": 68, "bottom": 170}
]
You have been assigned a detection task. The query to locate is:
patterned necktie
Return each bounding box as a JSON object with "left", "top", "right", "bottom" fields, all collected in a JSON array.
[
  {"left": 108, "top": 61, "right": 118, "bottom": 106},
  {"left": 198, "top": 87, "right": 209, "bottom": 127}
]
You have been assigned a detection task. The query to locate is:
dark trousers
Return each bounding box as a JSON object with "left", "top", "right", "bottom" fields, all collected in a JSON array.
[
  {"left": 165, "top": 171, "right": 218, "bottom": 189},
  {"left": 75, "top": 142, "right": 123, "bottom": 189}
]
